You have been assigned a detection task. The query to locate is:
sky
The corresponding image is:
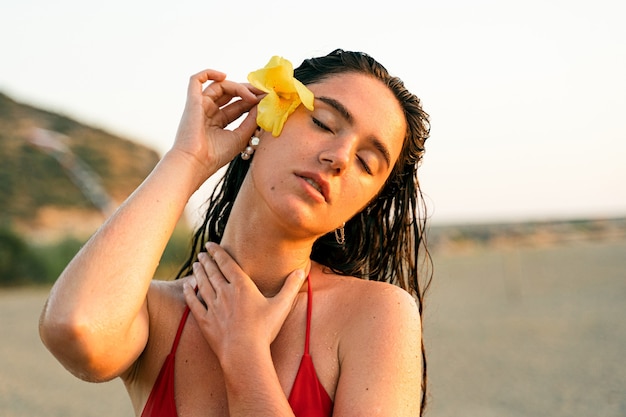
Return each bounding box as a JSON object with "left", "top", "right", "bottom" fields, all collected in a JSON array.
[{"left": 2, "top": 0, "right": 625, "bottom": 225}]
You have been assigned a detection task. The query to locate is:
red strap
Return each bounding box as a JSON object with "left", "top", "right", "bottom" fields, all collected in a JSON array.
[
  {"left": 170, "top": 305, "right": 191, "bottom": 355},
  {"left": 304, "top": 274, "right": 312, "bottom": 355}
]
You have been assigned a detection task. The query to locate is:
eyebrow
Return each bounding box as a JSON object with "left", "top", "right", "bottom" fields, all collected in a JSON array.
[
  {"left": 317, "top": 96, "right": 392, "bottom": 168},
  {"left": 318, "top": 96, "right": 353, "bottom": 123}
]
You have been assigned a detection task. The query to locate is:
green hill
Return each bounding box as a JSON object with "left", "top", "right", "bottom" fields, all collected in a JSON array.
[
  {"left": 0, "top": 92, "right": 196, "bottom": 285},
  {"left": 0, "top": 91, "right": 161, "bottom": 239}
]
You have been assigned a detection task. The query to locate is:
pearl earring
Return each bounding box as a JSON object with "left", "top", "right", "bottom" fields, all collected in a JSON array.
[{"left": 241, "top": 136, "right": 260, "bottom": 160}]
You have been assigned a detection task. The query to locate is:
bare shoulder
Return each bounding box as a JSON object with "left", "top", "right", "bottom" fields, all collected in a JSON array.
[
  {"left": 147, "top": 276, "right": 189, "bottom": 309},
  {"left": 313, "top": 270, "right": 422, "bottom": 356},
  {"left": 317, "top": 272, "right": 420, "bottom": 330},
  {"left": 145, "top": 277, "right": 194, "bottom": 345},
  {"left": 315, "top": 271, "right": 423, "bottom": 415},
  {"left": 123, "top": 277, "right": 191, "bottom": 383}
]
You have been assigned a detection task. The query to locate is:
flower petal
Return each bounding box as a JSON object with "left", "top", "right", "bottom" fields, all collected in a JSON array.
[
  {"left": 247, "top": 56, "right": 314, "bottom": 136},
  {"left": 294, "top": 79, "right": 314, "bottom": 111}
]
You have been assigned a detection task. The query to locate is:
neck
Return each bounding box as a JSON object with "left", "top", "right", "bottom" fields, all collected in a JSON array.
[
  {"left": 219, "top": 224, "right": 314, "bottom": 297},
  {"left": 219, "top": 192, "right": 317, "bottom": 297},
  {"left": 217, "top": 168, "right": 329, "bottom": 296}
]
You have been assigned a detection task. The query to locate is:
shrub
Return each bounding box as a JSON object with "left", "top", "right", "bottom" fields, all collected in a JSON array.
[
  {"left": 0, "top": 228, "right": 48, "bottom": 285},
  {"left": 0, "top": 226, "right": 191, "bottom": 286}
]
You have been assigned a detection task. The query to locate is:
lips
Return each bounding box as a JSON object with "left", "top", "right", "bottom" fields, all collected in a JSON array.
[
  {"left": 303, "top": 177, "right": 322, "bottom": 194},
  {"left": 297, "top": 172, "right": 329, "bottom": 202}
]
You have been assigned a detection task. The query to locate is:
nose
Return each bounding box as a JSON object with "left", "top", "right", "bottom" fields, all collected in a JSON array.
[{"left": 319, "top": 135, "right": 355, "bottom": 175}]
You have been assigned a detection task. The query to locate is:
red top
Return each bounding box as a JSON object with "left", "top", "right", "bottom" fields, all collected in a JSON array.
[{"left": 141, "top": 275, "right": 333, "bottom": 417}]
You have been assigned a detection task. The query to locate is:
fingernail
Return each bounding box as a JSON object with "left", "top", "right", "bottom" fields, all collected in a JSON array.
[{"left": 205, "top": 242, "right": 216, "bottom": 255}]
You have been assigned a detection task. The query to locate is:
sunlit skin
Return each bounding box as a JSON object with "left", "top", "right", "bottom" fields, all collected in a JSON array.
[
  {"left": 222, "top": 73, "right": 407, "bottom": 287},
  {"left": 39, "top": 69, "right": 422, "bottom": 417}
]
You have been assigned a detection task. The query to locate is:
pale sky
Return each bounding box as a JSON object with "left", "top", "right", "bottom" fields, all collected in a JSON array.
[{"left": 2, "top": 0, "right": 625, "bottom": 224}]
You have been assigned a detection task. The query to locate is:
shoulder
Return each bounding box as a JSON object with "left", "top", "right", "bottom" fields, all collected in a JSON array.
[
  {"left": 319, "top": 271, "right": 419, "bottom": 324},
  {"left": 315, "top": 271, "right": 423, "bottom": 415},
  {"left": 349, "top": 279, "right": 419, "bottom": 337},
  {"left": 315, "top": 270, "right": 421, "bottom": 346},
  {"left": 124, "top": 277, "right": 191, "bottom": 382},
  {"left": 353, "top": 279, "right": 419, "bottom": 317},
  {"left": 144, "top": 277, "right": 194, "bottom": 346},
  {"left": 147, "top": 276, "right": 189, "bottom": 311}
]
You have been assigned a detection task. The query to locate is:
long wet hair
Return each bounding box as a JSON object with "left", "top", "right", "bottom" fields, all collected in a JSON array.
[{"left": 176, "top": 49, "right": 432, "bottom": 414}]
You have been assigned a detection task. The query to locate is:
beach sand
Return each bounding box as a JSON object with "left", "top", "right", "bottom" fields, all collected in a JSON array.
[
  {"left": 0, "top": 288, "right": 133, "bottom": 417},
  {"left": 1, "top": 239, "right": 625, "bottom": 416},
  {"left": 426, "top": 239, "right": 626, "bottom": 416}
]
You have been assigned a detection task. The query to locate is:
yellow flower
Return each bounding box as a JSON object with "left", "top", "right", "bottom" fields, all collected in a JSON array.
[{"left": 248, "top": 56, "right": 314, "bottom": 137}]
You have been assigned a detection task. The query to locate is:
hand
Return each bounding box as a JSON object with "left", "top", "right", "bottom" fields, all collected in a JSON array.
[
  {"left": 183, "top": 243, "right": 306, "bottom": 362},
  {"left": 172, "top": 69, "right": 262, "bottom": 181}
]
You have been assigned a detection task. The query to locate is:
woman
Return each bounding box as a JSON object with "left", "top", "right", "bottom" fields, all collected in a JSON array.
[{"left": 39, "top": 49, "right": 431, "bottom": 416}]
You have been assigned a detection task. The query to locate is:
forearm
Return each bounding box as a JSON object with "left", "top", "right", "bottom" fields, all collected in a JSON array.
[
  {"left": 39, "top": 150, "right": 207, "bottom": 377},
  {"left": 222, "top": 344, "right": 295, "bottom": 417}
]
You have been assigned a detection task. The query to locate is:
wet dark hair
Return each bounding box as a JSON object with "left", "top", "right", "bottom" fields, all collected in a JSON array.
[{"left": 177, "top": 49, "right": 432, "bottom": 414}]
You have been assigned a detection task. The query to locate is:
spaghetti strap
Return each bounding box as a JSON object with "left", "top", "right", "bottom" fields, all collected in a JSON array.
[
  {"left": 304, "top": 274, "right": 312, "bottom": 355},
  {"left": 170, "top": 306, "right": 191, "bottom": 355},
  {"left": 140, "top": 302, "right": 191, "bottom": 417},
  {"left": 288, "top": 272, "right": 333, "bottom": 415}
]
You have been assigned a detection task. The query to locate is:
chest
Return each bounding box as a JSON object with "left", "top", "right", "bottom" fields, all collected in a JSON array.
[{"left": 167, "top": 303, "right": 339, "bottom": 416}]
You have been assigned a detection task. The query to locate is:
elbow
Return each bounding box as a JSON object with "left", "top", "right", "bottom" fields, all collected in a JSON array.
[{"left": 39, "top": 308, "right": 120, "bottom": 382}]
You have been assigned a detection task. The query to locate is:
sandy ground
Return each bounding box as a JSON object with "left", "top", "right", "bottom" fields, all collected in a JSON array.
[
  {"left": 1, "top": 239, "right": 625, "bottom": 416},
  {"left": 425, "top": 239, "right": 626, "bottom": 417}
]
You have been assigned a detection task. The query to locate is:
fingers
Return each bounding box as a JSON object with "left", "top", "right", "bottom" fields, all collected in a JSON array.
[
  {"left": 204, "top": 242, "right": 247, "bottom": 285},
  {"left": 201, "top": 83, "right": 260, "bottom": 141},
  {"left": 208, "top": 82, "right": 259, "bottom": 107},
  {"left": 186, "top": 69, "right": 259, "bottom": 123},
  {"left": 196, "top": 251, "right": 229, "bottom": 301},
  {"left": 274, "top": 269, "right": 307, "bottom": 305},
  {"left": 183, "top": 275, "right": 207, "bottom": 318},
  {"left": 192, "top": 260, "right": 216, "bottom": 299},
  {"left": 187, "top": 69, "right": 227, "bottom": 98},
  {"left": 205, "top": 242, "right": 306, "bottom": 303},
  {"left": 219, "top": 98, "right": 257, "bottom": 127},
  {"left": 202, "top": 79, "right": 259, "bottom": 105},
  {"left": 233, "top": 107, "right": 259, "bottom": 140},
  {"left": 184, "top": 251, "right": 230, "bottom": 319}
]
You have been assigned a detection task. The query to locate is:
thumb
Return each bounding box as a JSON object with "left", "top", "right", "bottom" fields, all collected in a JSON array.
[
  {"left": 234, "top": 106, "right": 259, "bottom": 140},
  {"left": 274, "top": 269, "right": 306, "bottom": 306}
]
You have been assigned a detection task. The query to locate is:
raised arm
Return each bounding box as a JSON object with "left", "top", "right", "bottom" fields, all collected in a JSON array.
[{"left": 39, "top": 70, "right": 260, "bottom": 382}]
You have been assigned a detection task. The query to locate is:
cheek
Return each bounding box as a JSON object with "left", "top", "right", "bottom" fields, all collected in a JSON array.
[
  {"left": 249, "top": 149, "right": 279, "bottom": 189},
  {"left": 341, "top": 175, "right": 383, "bottom": 211}
]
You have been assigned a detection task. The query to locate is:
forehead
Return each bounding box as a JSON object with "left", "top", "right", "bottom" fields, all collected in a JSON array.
[{"left": 307, "top": 73, "right": 406, "bottom": 160}]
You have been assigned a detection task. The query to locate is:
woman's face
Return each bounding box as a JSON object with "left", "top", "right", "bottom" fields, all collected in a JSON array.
[{"left": 247, "top": 72, "right": 406, "bottom": 238}]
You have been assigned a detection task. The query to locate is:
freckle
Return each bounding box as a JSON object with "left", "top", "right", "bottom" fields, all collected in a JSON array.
[{"left": 271, "top": 186, "right": 276, "bottom": 191}]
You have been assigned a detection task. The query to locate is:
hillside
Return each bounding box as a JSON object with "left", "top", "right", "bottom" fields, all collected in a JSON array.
[{"left": 0, "top": 92, "right": 161, "bottom": 240}]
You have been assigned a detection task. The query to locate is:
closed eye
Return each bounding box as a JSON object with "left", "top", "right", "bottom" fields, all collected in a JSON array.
[
  {"left": 312, "top": 117, "right": 333, "bottom": 133},
  {"left": 357, "top": 155, "right": 373, "bottom": 175}
]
